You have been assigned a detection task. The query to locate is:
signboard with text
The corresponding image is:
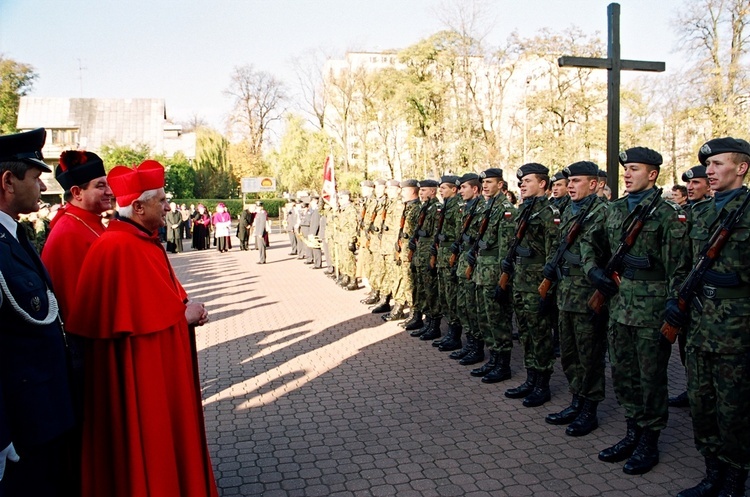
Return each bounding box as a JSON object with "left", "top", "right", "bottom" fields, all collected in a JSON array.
[{"left": 241, "top": 177, "right": 277, "bottom": 193}]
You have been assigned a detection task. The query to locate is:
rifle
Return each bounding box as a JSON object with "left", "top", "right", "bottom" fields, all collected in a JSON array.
[
  {"left": 465, "top": 195, "right": 499, "bottom": 280},
  {"left": 498, "top": 196, "right": 538, "bottom": 290},
  {"left": 538, "top": 195, "right": 597, "bottom": 299},
  {"left": 661, "top": 189, "right": 750, "bottom": 343},
  {"left": 429, "top": 201, "right": 448, "bottom": 269},
  {"left": 377, "top": 198, "right": 389, "bottom": 240},
  {"left": 449, "top": 197, "right": 481, "bottom": 268},
  {"left": 358, "top": 198, "right": 367, "bottom": 232},
  {"left": 394, "top": 201, "right": 410, "bottom": 261},
  {"left": 407, "top": 200, "right": 431, "bottom": 263},
  {"left": 364, "top": 199, "right": 380, "bottom": 249},
  {"left": 588, "top": 187, "right": 664, "bottom": 314}
]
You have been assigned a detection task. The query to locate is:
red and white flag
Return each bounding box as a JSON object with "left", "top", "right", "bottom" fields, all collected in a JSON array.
[{"left": 322, "top": 154, "right": 336, "bottom": 205}]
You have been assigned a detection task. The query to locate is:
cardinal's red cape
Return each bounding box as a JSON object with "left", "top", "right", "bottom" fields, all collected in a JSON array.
[
  {"left": 66, "top": 218, "right": 218, "bottom": 497},
  {"left": 41, "top": 203, "right": 105, "bottom": 322}
]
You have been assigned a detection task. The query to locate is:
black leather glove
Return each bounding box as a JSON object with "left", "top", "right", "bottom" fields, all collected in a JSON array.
[
  {"left": 588, "top": 267, "right": 618, "bottom": 297},
  {"left": 429, "top": 245, "right": 438, "bottom": 257},
  {"left": 466, "top": 252, "right": 477, "bottom": 268},
  {"left": 538, "top": 296, "right": 554, "bottom": 316},
  {"left": 493, "top": 284, "right": 509, "bottom": 304},
  {"left": 450, "top": 241, "right": 461, "bottom": 255},
  {"left": 407, "top": 238, "right": 417, "bottom": 253},
  {"left": 410, "top": 262, "right": 417, "bottom": 274},
  {"left": 450, "top": 268, "right": 459, "bottom": 282},
  {"left": 664, "top": 298, "right": 689, "bottom": 329},
  {"left": 427, "top": 263, "right": 437, "bottom": 276},
  {"left": 542, "top": 262, "right": 558, "bottom": 281},
  {"left": 501, "top": 258, "right": 513, "bottom": 275},
  {"left": 348, "top": 241, "right": 357, "bottom": 253}
]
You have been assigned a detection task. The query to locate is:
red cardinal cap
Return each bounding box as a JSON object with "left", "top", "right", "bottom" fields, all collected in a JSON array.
[{"left": 107, "top": 160, "right": 165, "bottom": 207}]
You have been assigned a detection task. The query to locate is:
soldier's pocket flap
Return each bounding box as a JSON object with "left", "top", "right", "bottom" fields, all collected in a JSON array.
[
  {"left": 689, "top": 224, "right": 710, "bottom": 240},
  {"left": 730, "top": 227, "right": 750, "bottom": 242}
]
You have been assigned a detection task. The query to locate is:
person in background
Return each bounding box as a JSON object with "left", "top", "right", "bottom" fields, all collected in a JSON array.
[
  {"left": 166, "top": 202, "right": 183, "bottom": 253},
  {"left": 212, "top": 203, "right": 232, "bottom": 253},
  {"left": 192, "top": 204, "right": 210, "bottom": 250},
  {"left": 254, "top": 201, "right": 268, "bottom": 264}
]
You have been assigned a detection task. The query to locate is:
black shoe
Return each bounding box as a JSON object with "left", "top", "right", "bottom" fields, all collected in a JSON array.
[
  {"left": 345, "top": 278, "right": 359, "bottom": 291},
  {"left": 449, "top": 331, "right": 474, "bottom": 360},
  {"left": 669, "top": 391, "right": 690, "bottom": 408},
  {"left": 523, "top": 371, "right": 552, "bottom": 407},
  {"left": 402, "top": 310, "right": 423, "bottom": 330},
  {"left": 438, "top": 323, "right": 462, "bottom": 351},
  {"left": 420, "top": 318, "right": 442, "bottom": 340},
  {"left": 599, "top": 419, "right": 642, "bottom": 463},
  {"left": 566, "top": 400, "right": 599, "bottom": 437},
  {"left": 458, "top": 337, "right": 485, "bottom": 365},
  {"left": 505, "top": 369, "right": 537, "bottom": 399},
  {"left": 623, "top": 429, "right": 660, "bottom": 475},
  {"left": 470, "top": 351, "right": 499, "bottom": 377},
  {"left": 410, "top": 317, "right": 432, "bottom": 337},
  {"left": 717, "top": 466, "right": 748, "bottom": 497},
  {"left": 677, "top": 457, "right": 725, "bottom": 497},
  {"left": 546, "top": 395, "right": 583, "bottom": 425},
  {"left": 304, "top": 261, "right": 314, "bottom": 265},
  {"left": 370, "top": 296, "right": 391, "bottom": 314},
  {"left": 481, "top": 351, "right": 512, "bottom": 383}
]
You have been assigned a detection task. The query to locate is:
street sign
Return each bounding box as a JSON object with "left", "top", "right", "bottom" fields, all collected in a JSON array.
[{"left": 241, "top": 177, "right": 277, "bottom": 193}]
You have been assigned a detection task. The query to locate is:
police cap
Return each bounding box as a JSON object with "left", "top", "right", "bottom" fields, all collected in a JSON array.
[{"left": 0, "top": 128, "right": 51, "bottom": 172}]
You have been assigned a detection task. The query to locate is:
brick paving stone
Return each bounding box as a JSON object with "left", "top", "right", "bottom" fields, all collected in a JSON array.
[{"left": 170, "top": 233, "right": 705, "bottom": 496}]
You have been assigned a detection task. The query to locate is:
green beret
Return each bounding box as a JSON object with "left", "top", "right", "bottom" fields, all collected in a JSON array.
[
  {"left": 516, "top": 163, "right": 549, "bottom": 179},
  {"left": 618, "top": 147, "right": 663, "bottom": 167},
  {"left": 698, "top": 137, "right": 750, "bottom": 165},
  {"left": 563, "top": 161, "right": 599, "bottom": 178},
  {"left": 480, "top": 168, "right": 503, "bottom": 179},
  {"left": 400, "top": 179, "right": 419, "bottom": 188}
]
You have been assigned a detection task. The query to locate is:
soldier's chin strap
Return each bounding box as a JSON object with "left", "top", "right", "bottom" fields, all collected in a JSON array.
[{"left": 0, "top": 270, "right": 59, "bottom": 325}]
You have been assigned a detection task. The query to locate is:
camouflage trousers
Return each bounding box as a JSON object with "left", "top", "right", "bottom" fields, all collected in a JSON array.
[
  {"left": 413, "top": 265, "right": 440, "bottom": 318},
  {"left": 513, "top": 290, "right": 555, "bottom": 373},
  {"left": 456, "top": 275, "right": 480, "bottom": 338},
  {"left": 478, "top": 285, "right": 513, "bottom": 353},
  {"left": 358, "top": 244, "right": 374, "bottom": 281},
  {"left": 559, "top": 310, "right": 607, "bottom": 402},
  {"left": 370, "top": 253, "right": 392, "bottom": 294},
  {"left": 390, "top": 259, "right": 412, "bottom": 306},
  {"left": 437, "top": 267, "right": 460, "bottom": 326},
  {"left": 608, "top": 322, "right": 671, "bottom": 430},
  {"left": 338, "top": 244, "right": 357, "bottom": 278},
  {"left": 687, "top": 348, "right": 750, "bottom": 469}
]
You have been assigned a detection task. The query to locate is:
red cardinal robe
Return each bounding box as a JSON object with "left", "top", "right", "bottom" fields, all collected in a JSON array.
[{"left": 66, "top": 218, "right": 218, "bottom": 497}]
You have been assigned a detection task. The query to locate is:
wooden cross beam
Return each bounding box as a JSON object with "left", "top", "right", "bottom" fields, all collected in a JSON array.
[{"left": 558, "top": 3, "right": 665, "bottom": 199}]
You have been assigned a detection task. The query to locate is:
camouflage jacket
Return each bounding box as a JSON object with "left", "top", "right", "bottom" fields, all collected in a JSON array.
[
  {"left": 378, "top": 197, "right": 402, "bottom": 255},
  {"left": 550, "top": 195, "right": 571, "bottom": 217},
  {"left": 454, "top": 196, "right": 485, "bottom": 278},
  {"left": 687, "top": 190, "right": 750, "bottom": 353},
  {"left": 398, "top": 199, "right": 421, "bottom": 263},
  {"left": 367, "top": 196, "right": 388, "bottom": 253},
  {"left": 510, "top": 196, "right": 560, "bottom": 293},
  {"left": 358, "top": 195, "right": 377, "bottom": 245},
  {"left": 590, "top": 189, "right": 690, "bottom": 328},
  {"left": 473, "top": 193, "right": 517, "bottom": 287},
  {"left": 556, "top": 195, "right": 610, "bottom": 312},
  {"left": 414, "top": 197, "right": 440, "bottom": 266},
  {"left": 336, "top": 203, "right": 359, "bottom": 245},
  {"left": 436, "top": 195, "right": 464, "bottom": 268}
]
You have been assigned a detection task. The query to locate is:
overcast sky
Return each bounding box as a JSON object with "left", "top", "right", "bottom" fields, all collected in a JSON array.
[{"left": 1, "top": 0, "right": 684, "bottom": 130}]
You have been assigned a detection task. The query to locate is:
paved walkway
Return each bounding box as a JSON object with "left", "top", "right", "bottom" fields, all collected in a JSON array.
[{"left": 170, "top": 233, "right": 702, "bottom": 497}]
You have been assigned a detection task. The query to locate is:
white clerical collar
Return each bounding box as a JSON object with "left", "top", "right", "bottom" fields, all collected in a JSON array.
[{"left": 0, "top": 209, "right": 19, "bottom": 240}]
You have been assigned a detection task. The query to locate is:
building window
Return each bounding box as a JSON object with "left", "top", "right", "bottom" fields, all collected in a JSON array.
[{"left": 50, "top": 129, "right": 79, "bottom": 147}]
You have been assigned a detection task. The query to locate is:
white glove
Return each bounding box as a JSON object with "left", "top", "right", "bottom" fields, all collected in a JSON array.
[{"left": 0, "top": 442, "right": 20, "bottom": 480}]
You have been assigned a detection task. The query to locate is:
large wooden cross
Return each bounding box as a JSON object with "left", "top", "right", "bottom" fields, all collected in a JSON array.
[{"left": 558, "top": 3, "right": 665, "bottom": 199}]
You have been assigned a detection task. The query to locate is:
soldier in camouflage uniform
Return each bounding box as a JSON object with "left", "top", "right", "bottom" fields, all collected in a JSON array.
[
  {"left": 335, "top": 191, "right": 360, "bottom": 291},
  {"left": 550, "top": 171, "right": 571, "bottom": 215},
  {"left": 674, "top": 138, "right": 750, "bottom": 496},
  {"left": 427, "top": 176, "right": 462, "bottom": 344},
  {"left": 406, "top": 180, "right": 441, "bottom": 338},
  {"left": 465, "top": 169, "right": 517, "bottom": 382},
  {"left": 543, "top": 162, "right": 609, "bottom": 437},
  {"left": 586, "top": 147, "right": 690, "bottom": 476},
  {"left": 448, "top": 174, "right": 485, "bottom": 364},
  {"left": 383, "top": 179, "right": 420, "bottom": 322},
  {"left": 358, "top": 180, "right": 378, "bottom": 302},
  {"left": 370, "top": 180, "right": 401, "bottom": 314},
  {"left": 364, "top": 180, "right": 387, "bottom": 306},
  {"left": 502, "top": 163, "right": 560, "bottom": 407}
]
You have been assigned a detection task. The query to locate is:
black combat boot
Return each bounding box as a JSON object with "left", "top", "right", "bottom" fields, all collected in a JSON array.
[
  {"left": 438, "top": 323, "right": 463, "bottom": 351},
  {"left": 458, "top": 337, "right": 485, "bottom": 365},
  {"left": 545, "top": 394, "right": 582, "bottom": 425},
  {"left": 449, "top": 331, "right": 475, "bottom": 360},
  {"left": 669, "top": 391, "right": 690, "bottom": 408},
  {"left": 599, "top": 418, "right": 642, "bottom": 462},
  {"left": 338, "top": 275, "right": 350, "bottom": 287},
  {"left": 345, "top": 278, "right": 360, "bottom": 291},
  {"left": 410, "top": 317, "right": 432, "bottom": 337},
  {"left": 382, "top": 303, "right": 406, "bottom": 321},
  {"left": 470, "top": 351, "right": 499, "bottom": 377},
  {"left": 717, "top": 466, "right": 748, "bottom": 497},
  {"left": 566, "top": 399, "right": 599, "bottom": 437},
  {"left": 505, "top": 369, "right": 537, "bottom": 399},
  {"left": 482, "top": 351, "right": 512, "bottom": 383},
  {"left": 361, "top": 290, "right": 380, "bottom": 305},
  {"left": 402, "top": 310, "right": 424, "bottom": 330},
  {"left": 370, "top": 295, "right": 391, "bottom": 313},
  {"left": 420, "top": 317, "right": 442, "bottom": 340},
  {"left": 677, "top": 457, "right": 725, "bottom": 497},
  {"left": 623, "top": 428, "right": 660, "bottom": 475},
  {"left": 523, "top": 370, "right": 552, "bottom": 407}
]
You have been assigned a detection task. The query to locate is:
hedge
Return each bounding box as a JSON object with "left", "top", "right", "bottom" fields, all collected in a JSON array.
[{"left": 171, "top": 198, "right": 288, "bottom": 218}]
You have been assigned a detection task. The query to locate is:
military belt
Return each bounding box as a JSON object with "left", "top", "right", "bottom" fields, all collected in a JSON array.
[
  {"left": 560, "top": 266, "right": 585, "bottom": 277},
  {"left": 515, "top": 255, "right": 546, "bottom": 265},
  {"left": 620, "top": 268, "right": 665, "bottom": 281},
  {"left": 417, "top": 230, "right": 428, "bottom": 237},
  {"left": 479, "top": 249, "right": 499, "bottom": 257},
  {"left": 701, "top": 284, "right": 750, "bottom": 300}
]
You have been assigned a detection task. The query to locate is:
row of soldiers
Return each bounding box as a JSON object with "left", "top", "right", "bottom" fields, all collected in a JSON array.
[{"left": 320, "top": 137, "right": 750, "bottom": 496}]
